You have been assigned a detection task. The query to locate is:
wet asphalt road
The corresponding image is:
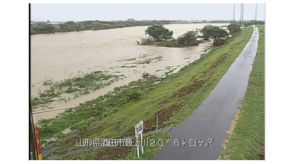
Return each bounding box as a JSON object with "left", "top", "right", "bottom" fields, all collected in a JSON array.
[{"left": 153, "top": 26, "right": 259, "bottom": 160}]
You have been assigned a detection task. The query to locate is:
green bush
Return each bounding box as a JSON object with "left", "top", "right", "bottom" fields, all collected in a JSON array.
[
  {"left": 155, "top": 39, "right": 178, "bottom": 47},
  {"left": 201, "top": 25, "right": 228, "bottom": 40},
  {"left": 140, "top": 38, "right": 154, "bottom": 45},
  {"left": 228, "top": 23, "right": 241, "bottom": 34},
  {"left": 177, "top": 31, "right": 199, "bottom": 47},
  {"left": 126, "top": 89, "right": 143, "bottom": 101}
]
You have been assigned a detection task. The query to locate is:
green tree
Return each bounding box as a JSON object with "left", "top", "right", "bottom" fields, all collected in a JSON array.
[
  {"left": 201, "top": 25, "right": 228, "bottom": 45},
  {"left": 177, "top": 31, "right": 199, "bottom": 47},
  {"left": 145, "top": 24, "right": 173, "bottom": 42},
  {"left": 31, "top": 22, "right": 56, "bottom": 34},
  {"left": 228, "top": 23, "right": 241, "bottom": 34},
  {"left": 201, "top": 25, "right": 215, "bottom": 40}
]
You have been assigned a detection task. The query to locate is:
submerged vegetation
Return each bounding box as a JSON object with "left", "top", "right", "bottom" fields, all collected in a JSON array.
[
  {"left": 120, "top": 54, "right": 163, "bottom": 68},
  {"left": 32, "top": 71, "right": 124, "bottom": 108},
  {"left": 177, "top": 31, "right": 199, "bottom": 47},
  {"left": 39, "top": 74, "right": 160, "bottom": 143},
  {"left": 38, "top": 26, "right": 253, "bottom": 159},
  {"left": 154, "top": 31, "right": 200, "bottom": 47}
]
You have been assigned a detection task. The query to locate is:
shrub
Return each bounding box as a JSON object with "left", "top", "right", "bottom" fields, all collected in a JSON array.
[
  {"left": 126, "top": 89, "right": 143, "bottom": 101},
  {"left": 228, "top": 23, "right": 241, "bottom": 34},
  {"left": 201, "top": 25, "right": 229, "bottom": 46},
  {"left": 155, "top": 39, "right": 178, "bottom": 47},
  {"left": 177, "top": 31, "right": 199, "bottom": 47},
  {"left": 139, "top": 38, "right": 154, "bottom": 45}
]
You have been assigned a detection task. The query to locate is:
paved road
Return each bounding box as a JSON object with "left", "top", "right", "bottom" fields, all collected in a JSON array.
[{"left": 153, "top": 26, "right": 259, "bottom": 160}]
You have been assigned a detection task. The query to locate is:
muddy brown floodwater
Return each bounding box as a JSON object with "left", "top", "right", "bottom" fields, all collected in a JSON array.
[{"left": 31, "top": 23, "right": 228, "bottom": 123}]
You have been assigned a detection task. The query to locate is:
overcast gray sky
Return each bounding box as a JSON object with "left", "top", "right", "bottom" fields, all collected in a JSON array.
[{"left": 31, "top": 3, "right": 265, "bottom": 22}]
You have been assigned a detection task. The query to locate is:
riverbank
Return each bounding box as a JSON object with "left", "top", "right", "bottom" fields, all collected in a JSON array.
[
  {"left": 221, "top": 25, "right": 265, "bottom": 160},
  {"left": 39, "top": 26, "right": 253, "bottom": 159}
]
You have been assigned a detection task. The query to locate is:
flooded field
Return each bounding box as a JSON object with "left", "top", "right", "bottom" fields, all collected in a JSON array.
[{"left": 31, "top": 23, "right": 227, "bottom": 122}]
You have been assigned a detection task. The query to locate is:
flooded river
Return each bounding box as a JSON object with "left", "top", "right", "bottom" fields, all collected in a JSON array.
[{"left": 31, "top": 23, "right": 227, "bottom": 122}]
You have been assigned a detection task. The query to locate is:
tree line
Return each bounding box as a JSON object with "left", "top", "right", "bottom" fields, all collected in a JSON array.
[
  {"left": 141, "top": 23, "right": 242, "bottom": 47},
  {"left": 31, "top": 20, "right": 188, "bottom": 34},
  {"left": 31, "top": 20, "right": 262, "bottom": 35}
]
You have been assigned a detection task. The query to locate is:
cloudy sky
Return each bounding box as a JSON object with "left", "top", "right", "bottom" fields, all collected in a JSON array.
[{"left": 31, "top": 3, "right": 265, "bottom": 22}]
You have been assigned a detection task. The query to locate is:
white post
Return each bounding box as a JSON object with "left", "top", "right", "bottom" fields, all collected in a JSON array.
[
  {"left": 135, "top": 121, "right": 144, "bottom": 158},
  {"left": 135, "top": 127, "right": 140, "bottom": 159},
  {"left": 136, "top": 137, "right": 140, "bottom": 159},
  {"left": 141, "top": 133, "right": 144, "bottom": 154}
]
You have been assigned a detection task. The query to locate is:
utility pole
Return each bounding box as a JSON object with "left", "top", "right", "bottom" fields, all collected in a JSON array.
[
  {"left": 255, "top": 4, "right": 258, "bottom": 24},
  {"left": 240, "top": 4, "right": 244, "bottom": 26},
  {"left": 232, "top": 4, "right": 236, "bottom": 23}
]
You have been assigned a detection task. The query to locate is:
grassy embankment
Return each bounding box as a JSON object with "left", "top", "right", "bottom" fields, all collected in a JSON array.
[
  {"left": 221, "top": 25, "right": 265, "bottom": 160},
  {"left": 39, "top": 26, "right": 253, "bottom": 159}
]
